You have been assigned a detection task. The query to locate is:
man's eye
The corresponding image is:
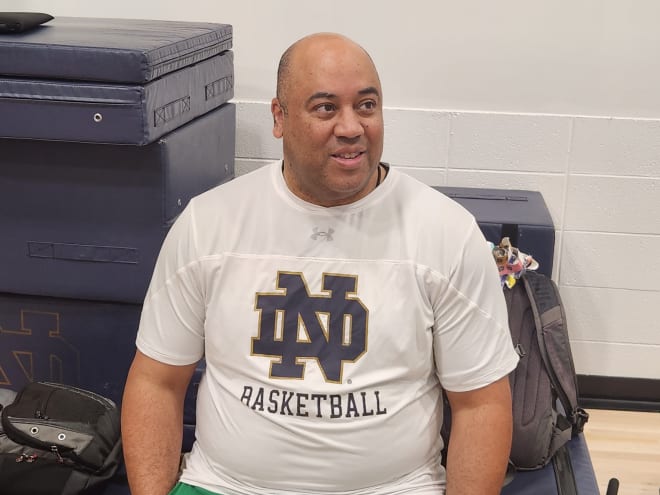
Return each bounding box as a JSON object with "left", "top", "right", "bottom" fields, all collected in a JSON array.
[
  {"left": 359, "top": 100, "right": 377, "bottom": 112},
  {"left": 315, "top": 103, "right": 336, "bottom": 114}
]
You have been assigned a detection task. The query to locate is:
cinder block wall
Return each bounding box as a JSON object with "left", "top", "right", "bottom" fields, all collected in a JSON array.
[{"left": 236, "top": 103, "right": 660, "bottom": 381}]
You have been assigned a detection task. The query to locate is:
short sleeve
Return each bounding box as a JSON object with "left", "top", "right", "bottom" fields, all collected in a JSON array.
[
  {"left": 136, "top": 202, "right": 206, "bottom": 365},
  {"left": 431, "top": 221, "right": 519, "bottom": 391}
]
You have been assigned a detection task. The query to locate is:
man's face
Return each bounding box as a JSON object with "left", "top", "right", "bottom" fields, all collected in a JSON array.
[{"left": 272, "top": 37, "right": 384, "bottom": 207}]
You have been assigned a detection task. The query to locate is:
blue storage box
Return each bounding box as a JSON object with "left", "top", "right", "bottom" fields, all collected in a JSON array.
[
  {"left": 0, "top": 103, "right": 236, "bottom": 303},
  {"left": 433, "top": 187, "right": 555, "bottom": 277},
  {"left": 0, "top": 52, "right": 234, "bottom": 145},
  {"left": 0, "top": 17, "right": 234, "bottom": 145}
]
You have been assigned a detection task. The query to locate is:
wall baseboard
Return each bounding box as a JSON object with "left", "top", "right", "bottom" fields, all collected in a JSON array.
[{"left": 577, "top": 374, "right": 660, "bottom": 412}]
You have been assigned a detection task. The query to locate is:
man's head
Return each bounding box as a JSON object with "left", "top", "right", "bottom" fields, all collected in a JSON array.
[{"left": 271, "top": 33, "right": 384, "bottom": 207}]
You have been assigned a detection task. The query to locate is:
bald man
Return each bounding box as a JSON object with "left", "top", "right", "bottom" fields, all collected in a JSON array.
[{"left": 121, "top": 33, "right": 518, "bottom": 495}]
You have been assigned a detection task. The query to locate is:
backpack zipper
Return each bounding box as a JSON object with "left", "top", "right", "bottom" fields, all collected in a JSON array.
[{"left": 35, "top": 388, "right": 56, "bottom": 420}]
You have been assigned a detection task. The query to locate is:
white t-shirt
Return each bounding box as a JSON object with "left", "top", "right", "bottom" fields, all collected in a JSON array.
[{"left": 136, "top": 161, "right": 519, "bottom": 495}]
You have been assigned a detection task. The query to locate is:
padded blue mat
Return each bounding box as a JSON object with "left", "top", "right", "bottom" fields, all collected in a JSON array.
[
  {"left": 0, "top": 17, "right": 232, "bottom": 83},
  {"left": 0, "top": 17, "right": 234, "bottom": 144},
  {"left": 0, "top": 103, "right": 235, "bottom": 303}
]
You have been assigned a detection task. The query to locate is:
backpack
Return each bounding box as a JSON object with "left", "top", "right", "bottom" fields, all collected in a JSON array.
[
  {"left": 0, "top": 381, "right": 122, "bottom": 495},
  {"left": 440, "top": 270, "right": 589, "bottom": 489},
  {"left": 505, "top": 271, "right": 589, "bottom": 471}
]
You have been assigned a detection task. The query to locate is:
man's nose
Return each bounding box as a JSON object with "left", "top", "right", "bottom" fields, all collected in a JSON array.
[{"left": 334, "top": 109, "right": 364, "bottom": 139}]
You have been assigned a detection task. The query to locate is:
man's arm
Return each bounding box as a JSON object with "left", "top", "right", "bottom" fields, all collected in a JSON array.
[
  {"left": 121, "top": 350, "right": 198, "bottom": 495},
  {"left": 444, "top": 376, "right": 513, "bottom": 495}
]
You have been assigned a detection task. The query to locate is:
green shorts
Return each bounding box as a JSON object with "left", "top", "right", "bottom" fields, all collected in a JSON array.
[{"left": 168, "top": 482, "right": 223, "bottom": 495}]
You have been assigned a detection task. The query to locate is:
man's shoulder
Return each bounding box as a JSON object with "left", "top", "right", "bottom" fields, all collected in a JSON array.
[
  {"left": 192, "top": 161, "right": 277, "bottom": 208},
  {"left": 391, "top": 168, "right": 476, "bottom": 223}
]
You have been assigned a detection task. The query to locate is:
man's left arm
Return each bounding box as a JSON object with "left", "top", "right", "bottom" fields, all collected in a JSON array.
[{"left": 444, "top": 376, "right": 513, "bottom": 495}]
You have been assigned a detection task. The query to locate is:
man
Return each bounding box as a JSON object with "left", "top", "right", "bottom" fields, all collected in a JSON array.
[{"left": 121, "top": 33, "right": 519, "bottom": 495}]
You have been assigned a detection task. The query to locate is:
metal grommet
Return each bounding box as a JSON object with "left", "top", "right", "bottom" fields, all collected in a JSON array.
[
  {"left": 57, "top": 433, "right": 66, "bottom": 441},
  {"left": 93, "top": 113, "right": 103, "bottom": 123},
  {"left": 30, "top": 426, "right": 39, "bottom": 435}
]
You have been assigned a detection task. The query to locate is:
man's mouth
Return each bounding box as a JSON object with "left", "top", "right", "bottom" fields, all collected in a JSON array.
[{"left": 332, "top": 151, "right": 364, "bottom": 159}]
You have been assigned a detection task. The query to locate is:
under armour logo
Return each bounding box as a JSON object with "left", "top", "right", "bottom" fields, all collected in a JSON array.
[
  {"left": 253, "top": 272, "right": 368, "bottom": 383},
  {"left": 311, "top": 227, "right": 334, "bottom": 241}
]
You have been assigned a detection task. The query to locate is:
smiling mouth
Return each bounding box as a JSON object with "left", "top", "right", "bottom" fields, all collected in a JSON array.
[{"left": 332, "top": 151, "right": 364, "bottom": 159}]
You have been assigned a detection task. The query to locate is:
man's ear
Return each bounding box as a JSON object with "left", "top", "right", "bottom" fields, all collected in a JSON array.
[{"left": 271, "top": 98, "right": 285, "bottom": 139}]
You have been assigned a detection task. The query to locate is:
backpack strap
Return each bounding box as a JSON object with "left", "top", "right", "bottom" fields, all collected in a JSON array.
[
  {"left": 521, "top": 272, "right": 589, "bottom": 434},
  {"left": 573, "top": 407, "right": 590, "bottom": 433},
  {"left": 552, "top": 443, "right": 578, "bottom": 495}
]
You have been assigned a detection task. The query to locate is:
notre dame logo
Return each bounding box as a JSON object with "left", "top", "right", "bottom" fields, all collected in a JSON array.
[
  {"left": 0, "top": 310, "right": 80, "bottom": 387},
  {"left": 253, "top": 272, "right": 368, "bottom": 383}
]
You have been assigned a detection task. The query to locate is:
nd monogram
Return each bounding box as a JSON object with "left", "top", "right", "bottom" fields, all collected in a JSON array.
[
  {"left": 253, "top": 272, "right": 368, "bottom": 383},
  {"left": 0, "top": 310, "right": 80, "bottom": 387}
]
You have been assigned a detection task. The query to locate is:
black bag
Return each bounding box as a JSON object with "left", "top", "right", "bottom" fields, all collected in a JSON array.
[
  {"left": 505, "top": 271, "right": 589, "bottom": 471},
  {"left": 0, "top": 12, "right": 53, "bottom": 33},
  {"left": 0, "top": 381, "right": 122, "bottom": 495}
]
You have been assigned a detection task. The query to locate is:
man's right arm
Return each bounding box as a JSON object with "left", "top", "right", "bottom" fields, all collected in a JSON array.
[{"left": 121, "top": 350, "right": 198, "bottom": 495}]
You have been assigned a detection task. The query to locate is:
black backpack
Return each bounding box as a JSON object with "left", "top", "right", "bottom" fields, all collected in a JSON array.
[
  {"left": 0, "top": 381, "right": 122, "bottom": 495},
  {"left": 441, "top": 271, "right": 589, "bottom": 489},
  {"left": 505, "top": 271, "right": 588, "bottom": 471}
]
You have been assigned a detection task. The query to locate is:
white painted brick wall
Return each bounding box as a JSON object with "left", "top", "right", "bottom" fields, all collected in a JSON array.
[
  {"left": 570, "top": 117, "right": 660, "bottom": 177},
  {"left": 448, "top": 113, "right": 571, "bottom": 173},
  {"left": 235, "top": 101, "right": 281, "bottom": 160},
  {"left": 564, "top": 176, "right": 660, "bottom": 234},
  {"left": 562, "top": 287, "right": 660, "bottom": 345},
  {"left": 570, "top": 341, "right": 660, "bottom": 379},
  {"left": 232, "top": 101, "right": 660, "bottom": 379},
  {"left": 561, "top": 232, "right": 660, "bottom": 291},
  {"left": 383, "top": 109, "right": 450, "bottom": 168}
]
